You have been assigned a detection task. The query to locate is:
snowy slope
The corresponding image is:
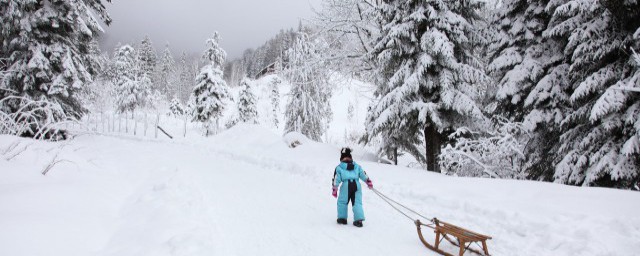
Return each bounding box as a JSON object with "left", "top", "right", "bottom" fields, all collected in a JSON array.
[{"left": 1, "top": 125, "right": 639, "bottom": 256}]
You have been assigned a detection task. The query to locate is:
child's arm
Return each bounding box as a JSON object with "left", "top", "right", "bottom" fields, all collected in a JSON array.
[
  {"left": 332, "top": 167, "right": 342, "bottom": 187},
  {"left": 358, "top": 166, "right": 373, "bottom": 188},
  {"left": 358, "top": 166, "right": 369, "bottom": 182},
  {"left": 332, "top": 168, "right": 341, "bottom": 197}
]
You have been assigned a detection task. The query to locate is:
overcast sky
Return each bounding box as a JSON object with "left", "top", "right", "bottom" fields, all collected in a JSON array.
[{"left": 99, "top": 0, "right": 322, "bottom": 59}]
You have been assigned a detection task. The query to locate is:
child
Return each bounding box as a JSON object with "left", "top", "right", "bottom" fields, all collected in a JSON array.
[{"left": 332, "top": 148, "right": 373, "bottom": 227}]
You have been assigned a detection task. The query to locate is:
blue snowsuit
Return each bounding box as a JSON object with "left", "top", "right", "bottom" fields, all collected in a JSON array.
[{"left": 333, "top": 161, "right": 370, "bottom": 221}]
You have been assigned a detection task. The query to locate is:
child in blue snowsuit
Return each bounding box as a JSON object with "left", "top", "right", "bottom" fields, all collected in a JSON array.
[{"left": 332, "top": 148, "right": 373, "bottom": 227}]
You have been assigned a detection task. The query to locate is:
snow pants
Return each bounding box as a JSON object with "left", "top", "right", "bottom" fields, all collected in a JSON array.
[{"left": 337, "top": 179, "right": 364, "bottom": 221}]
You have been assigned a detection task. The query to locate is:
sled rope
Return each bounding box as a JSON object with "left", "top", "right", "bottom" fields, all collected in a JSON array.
[{"left": 371, "top": 187, "right": 432, "bottom": 223}]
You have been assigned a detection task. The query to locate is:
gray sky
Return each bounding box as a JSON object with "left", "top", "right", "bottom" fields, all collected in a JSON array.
[{"left": 99, "top": 0, "right": 322, "bottom": 59}]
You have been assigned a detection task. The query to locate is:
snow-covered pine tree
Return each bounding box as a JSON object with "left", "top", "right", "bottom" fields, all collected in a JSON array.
[
  {"left": 112, "top": 45, "right": 151, "bottom": 114},
  {"left": 177, "top": 52, "right": 191, "bottom": 104},
  {"left": 269, "top": 76, "right": 282, "bottom": 128},
  {"left": 190, "top": 32, "right": 230, "bottom": 136},
  {"left": 157, "top": 43, "right": 176, "bottom": 98},
  {"left": 487, "top": 0, "right": 569, "bottom": 180},
  {"left": 252, "top": 48, "right": 266, "bottom": 78},
  {"left": 138, "top": 35, "right": 157, "bottom": 81},
  {"left": 0, "top": 0, "right": 111, "bottom": 136},
  {"left": 550, "top": 0, "right": 640, "bottom": 188},
  {"left": 488, "top": 0, "right": 552, "bottom": 119},
  {"left": 237, "top": 78, "right": 258, "bottom": 124},
  {"left": 283, "top": 33, "right": 332, "bottom": 141},
  {"left": 169, "top": 96, "right": 184, "bottom": 116},
  {"left": 365, "top": 0, "right": 488, "bottom": 172}
]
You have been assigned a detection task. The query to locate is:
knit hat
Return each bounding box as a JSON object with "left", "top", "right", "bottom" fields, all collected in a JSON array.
[{"left": 340, "top": 147, "right": 352, "bottom": 161}]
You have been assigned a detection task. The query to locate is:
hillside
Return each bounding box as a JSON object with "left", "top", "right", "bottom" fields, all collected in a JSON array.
[{"left": 1, "top": 125, "right": 639, "bottom": 256}]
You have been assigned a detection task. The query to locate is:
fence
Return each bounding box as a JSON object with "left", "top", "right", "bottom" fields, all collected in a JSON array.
[{"left": 74, "top": 111, "right": 191, "bottom": 139}]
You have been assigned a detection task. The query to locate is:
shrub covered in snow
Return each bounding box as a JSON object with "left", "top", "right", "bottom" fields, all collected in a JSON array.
[
  {"left": 169, "top": 97, "right": 184, "bottom": 116},
  {"left": 0, "top": 96, "right": 70, "bottom": 140},
  {"left": 439, "top": 118, "right": 528, "bottom": 179}
]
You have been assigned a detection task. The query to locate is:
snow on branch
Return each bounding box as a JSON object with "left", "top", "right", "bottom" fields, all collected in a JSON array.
[
  {"left": 0, "top": 96, "right": 73, "bottom": 140},
  {"left": 439, "top": 117, "right": 528, "bottom": 179},
  {"left": 611, "top": 49, "right": 640, "bottom": 93}
]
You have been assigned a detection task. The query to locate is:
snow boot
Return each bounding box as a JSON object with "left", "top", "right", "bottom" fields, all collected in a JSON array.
[
  {"left": 353, "top": 220, "right": 363, "bottom": 227},
  {"left": 337, "top": 218, "right": 347, "bottom": 225}
]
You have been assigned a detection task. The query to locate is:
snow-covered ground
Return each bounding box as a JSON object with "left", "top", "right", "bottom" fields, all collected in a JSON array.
[{"left": 1, "top": 124, "right": 639, "bottom": 256}]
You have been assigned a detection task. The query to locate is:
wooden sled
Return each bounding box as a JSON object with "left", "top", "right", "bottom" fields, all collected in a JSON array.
[{"left": 415, "top": 218, "right": 492, "bottom": 256}]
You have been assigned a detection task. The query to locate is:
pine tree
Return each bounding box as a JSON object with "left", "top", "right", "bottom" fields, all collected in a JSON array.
[
  {"left": 237, "top": 78, "right": 258, "bottom": 124},
  {"left": 138, "top": 35, "right": 157, "bottom": 80},
  {"left": 269, "top": 76, "right": 282, "bottom": 128},
  {"left": 190, "top": 32, "right": 230, "bottom": 136},
  {"left": 169, "top": 96, "right": 184, "bottom": 116},
  {"left": 488, "top": 0, "right": 553, "bottom": 119},
  {"left": 177, "top": 52, "right": 192, "bottom": 104},
  {"left": 0, "top": 0, "right": 111, "bottom": 134},
  {"left": 550, "top": 0, "right": 640, "bottom": 188},
  {"left": 112, "top": 45, "right": 151, "bottom": 114},
  {"left": 283, "top": 33, "right": 332, "bottom": 141},
  {"left": 157, "top": 43, "right": 176, "bottom": 97},
  {"left": 365, "top": 0, "right": 488, "bottom": 171},
  {"left": 486, "top": 0, "right": 568, "bottom": 180}
]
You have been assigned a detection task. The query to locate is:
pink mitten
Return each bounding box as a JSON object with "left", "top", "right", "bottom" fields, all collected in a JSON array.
[
  {"left": 366, "top": 179, "right": 373, "bottom": 189},
  {"left": 332, "top": 186, "right": 338, "bottom": 198}
]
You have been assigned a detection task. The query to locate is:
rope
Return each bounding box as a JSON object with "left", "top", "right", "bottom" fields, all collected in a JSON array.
[
  {"left": 371, "top": 188, "right": 415, "bottom": 221},
  {"left": 370, "top": 187, "right": 433, "bottom": 223}
]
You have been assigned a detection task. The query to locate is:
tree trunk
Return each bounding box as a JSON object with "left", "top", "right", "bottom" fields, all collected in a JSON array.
[
  {"left": 393, "top": 147, "right": 398, "bottom": 166},
  {"left": 155, "top": 114, "right": 159, "bottom": 138},
  {"left": 424, "top": 125, "right": 442, "bottom": 172}
]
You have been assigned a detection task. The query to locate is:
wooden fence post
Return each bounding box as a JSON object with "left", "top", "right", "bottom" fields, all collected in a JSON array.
[
  {"left": 144, "top": 112, "right": 148, "bottom": 136},
  {"left": 101, "top": 112, "right": 105, "bottom": 133},
  {"left": 133, "top": 111, "right": 138, "bottom": 136},
  {"left": 183, "top": 115, "right": 187, "bottom": 138},
  {"left": 155, "top": 114, "right": 159, "bottom": 138}
]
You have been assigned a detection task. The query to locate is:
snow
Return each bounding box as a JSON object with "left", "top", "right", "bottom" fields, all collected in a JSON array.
[{"left": 2, "top": 125, "right": 640, "bottom": 256}]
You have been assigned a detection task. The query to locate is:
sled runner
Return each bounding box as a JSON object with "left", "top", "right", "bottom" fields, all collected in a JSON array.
[
  {"left": 371, "top": 188, "right": 492, "bottom": 256},
  {"left": 415, "top": 218, "right": 491, "bottom": 256}
]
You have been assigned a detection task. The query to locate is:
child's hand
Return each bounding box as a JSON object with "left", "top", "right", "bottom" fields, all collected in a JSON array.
[
  {"left": 366, "top": 179, "right": 373, "bottom": 189},
  {"left": 332, "top": 186, "right": 338, "bottom": 198}
]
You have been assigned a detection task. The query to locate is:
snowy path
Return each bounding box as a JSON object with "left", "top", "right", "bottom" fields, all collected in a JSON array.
[
  {"left": 93, "top": 132, "right": 426, "bottom": 255},
  {"left": 2, "top": 125, "right": 640, "bottom": 256}
]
